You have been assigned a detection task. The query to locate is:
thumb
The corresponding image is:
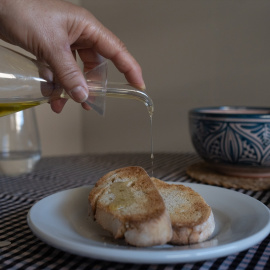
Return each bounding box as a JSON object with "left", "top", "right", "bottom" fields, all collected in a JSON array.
[{"left": 46, "top": 46, "right": 88, "bottom": 103}]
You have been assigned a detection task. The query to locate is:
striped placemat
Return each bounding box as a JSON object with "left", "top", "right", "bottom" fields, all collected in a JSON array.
[{"left": 0, "top": 153, "right": 269, "bottom": 270}]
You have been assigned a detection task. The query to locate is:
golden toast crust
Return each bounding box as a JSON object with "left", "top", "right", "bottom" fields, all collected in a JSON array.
[
  {"left": 151, "top": 177, "right": 211, "bottom": 226},
  {"left": 89, "top": 167, "right": 166, "bottom": 221},
  {"left": 151, "top": 177, "right": 215, "bottom": 245},
  {"left": 88, "top": 167, "right": 173, "bottom": 246}
]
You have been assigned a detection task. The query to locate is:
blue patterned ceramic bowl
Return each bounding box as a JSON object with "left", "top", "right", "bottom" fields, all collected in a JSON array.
[{"left": 189, "top": 106, "right": 270, "bottom": 177}]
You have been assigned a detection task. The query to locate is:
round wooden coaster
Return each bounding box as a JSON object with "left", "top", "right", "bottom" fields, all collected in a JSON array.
[{"left": 186, "top": 162, "right": 270, "bottom": 191}]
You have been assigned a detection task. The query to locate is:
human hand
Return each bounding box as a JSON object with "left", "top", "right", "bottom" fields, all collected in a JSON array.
[{"left": 0, "top": 0, "right": 145, "bottom": 113}]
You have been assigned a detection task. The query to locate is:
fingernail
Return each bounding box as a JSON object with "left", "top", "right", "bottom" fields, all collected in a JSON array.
[
  {"left": 132, "top": 83, "right": 146, "bottom": 91},
  {"left": 136, "top": 83, "right": 146, "bottom": 91},
  {"left": 70, "top": 86, "right": 88, "bottom": 102},
  {"left": 140, "top": 83, "right": 146, "bottom": 91}
]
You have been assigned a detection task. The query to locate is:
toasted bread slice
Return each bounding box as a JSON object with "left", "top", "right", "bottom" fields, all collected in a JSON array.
[
  {"left": 151, "top": 178, "right": 215, "bottom": 245},
  {"left": 88, "top": 167, "right": 172, "bottom": 247}
]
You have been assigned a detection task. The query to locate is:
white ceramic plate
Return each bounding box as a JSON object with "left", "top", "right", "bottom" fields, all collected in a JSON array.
[{"left": 27, "top": 183, "right": 270, "bottom": 264}]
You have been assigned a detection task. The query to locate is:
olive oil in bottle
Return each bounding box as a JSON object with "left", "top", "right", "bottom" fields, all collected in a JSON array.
[{"left": 0, "top": 100, "right": 46, "bottom": 117}]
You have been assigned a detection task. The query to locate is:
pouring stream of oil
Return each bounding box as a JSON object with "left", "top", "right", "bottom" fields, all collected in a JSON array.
[
  {"left": 105, "top": 90, "right": 155, "bottom": 177},
  {"left": 150, "top": 114, "right": 154, "bottom": 177}
]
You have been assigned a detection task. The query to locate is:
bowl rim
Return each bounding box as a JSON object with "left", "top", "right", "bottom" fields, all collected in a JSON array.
[{"left": 189, "top": 106, "right": 270, "bottom": 119}]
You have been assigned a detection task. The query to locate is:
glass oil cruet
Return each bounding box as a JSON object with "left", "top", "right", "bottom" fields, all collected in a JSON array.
[{"left": 0, "top": 45, "right": 154, "bottom": 117}]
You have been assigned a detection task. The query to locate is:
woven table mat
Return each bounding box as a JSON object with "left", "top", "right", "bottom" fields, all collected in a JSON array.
[
  {"left": 1, "top": 153, "right": 270, "bottom": 270},
  {"left": 186, "top": 162, "right": 270, "bottom": 191}
]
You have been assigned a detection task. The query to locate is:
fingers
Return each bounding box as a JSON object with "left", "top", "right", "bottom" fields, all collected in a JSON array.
[
  {"left": 50, "top": 98, "right": 68, "bottom": 113},
  {"left": 81, "top": 102, "right": 92, "bottom": 111},
  {"left": 46, "top": 44, "right": 89, "bottom": 103},
  {"left": 75, "top": 16, "right": 145, "bottom": 90},
  {"left": 113, "top": 51, "right": 146, "bottom": 90},
  {"left": 77, "top": 49, "right": 105, "bottom": 73},
  {"left": 91, "top": 29, "right": 146, "bottom": 90}
]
